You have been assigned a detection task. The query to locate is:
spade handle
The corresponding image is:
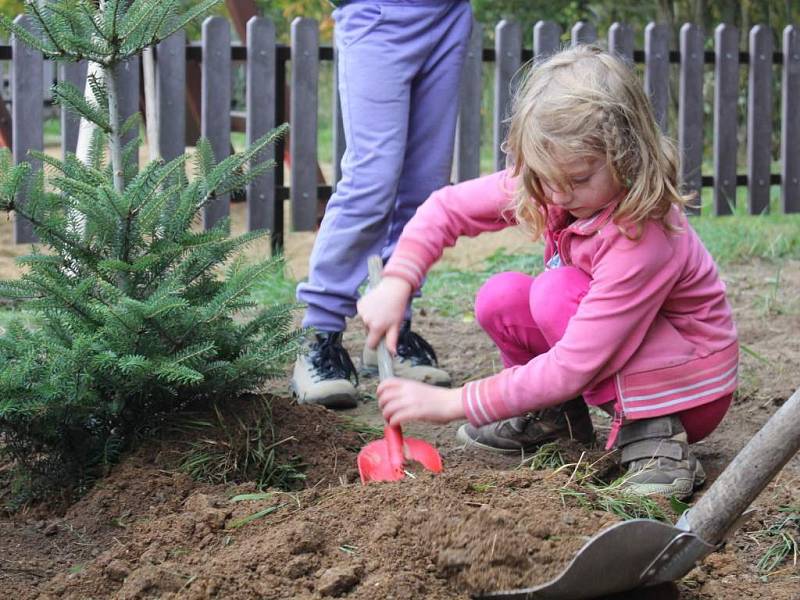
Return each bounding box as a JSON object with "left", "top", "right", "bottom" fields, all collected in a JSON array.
[
  {"left": 367, "top": 255, "right": 404, "bottom": 464},
  {"left": 686, "top": 384, "right": 800, "bottom": 544},
  {"left": 367, "top": 255, "right": 396, "bottom": 381}
]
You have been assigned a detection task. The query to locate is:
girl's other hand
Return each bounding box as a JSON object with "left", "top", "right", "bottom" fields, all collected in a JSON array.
[
  {"left": 377, "top": 378, "right": 465, "bottom": 426},
  {"left": 357, "top": 276, "right": 413, "bottom": 354}
]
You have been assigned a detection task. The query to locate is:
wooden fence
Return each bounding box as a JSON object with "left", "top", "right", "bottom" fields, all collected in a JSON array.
[{"left": 1, "top": 16, "right": 800, "bottom": 248}]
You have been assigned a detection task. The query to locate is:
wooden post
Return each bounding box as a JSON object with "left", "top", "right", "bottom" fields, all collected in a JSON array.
[
  {"left": 202, "top": 16, "right": 232, "bottom": 229},
  {"left": 533, "top": 20, "right": 561, "bottom": 59},
  {"left": 609, "top": 22, "right": 634, "bottom": 63},
  {"left": 290, "top": 17, "right": 319, "bottom": 231},
  {"left": 572, "top": 21, "right": 597, "bottom": 45},
  {"left": 246, "top": 17, "right": 276, "bottom": 235},
  {"left": 713, "top": 24, "right": 739, "bottom": 216},
  {"left": 781, "top": 26, "right": 800, "bottom": 213},
  {"left": 455, "top": 19, "right": 482, "bottom": 182},
  {"left": 11, "top": 15, "right": 43, "bottom": 243},
  {"left": 746, "top": 25, "right": 773, "bottom": 215},
  {"left": 115, "top": 55, "right": 140, "bottom": 175},
  {"left": 645, "top": 22, "right": 670, "bottom": 133},
  {"left": 157, "top": 32, "right": 187, "bottom": 163},
  {"left": 494, "top": 20, "right": 521, "bottom": 171},
  {"left": 59, "top": 60, "right": 88, "bottom": 158},
  {"left": 679, "top": 23, "right": 705, "bottom": 214}
]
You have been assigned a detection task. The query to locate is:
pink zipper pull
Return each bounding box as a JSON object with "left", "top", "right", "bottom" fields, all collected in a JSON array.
[{"left": 606, "top": 409, "right": 623, "bottom": 450}]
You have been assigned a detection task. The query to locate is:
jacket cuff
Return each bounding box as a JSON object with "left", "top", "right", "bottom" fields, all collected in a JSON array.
[
  {"left": 461, "top": 375, "right": 513, "bottom": 426},
  {"left": 383, "top": 239, "right": 438, "bottom": 291}
]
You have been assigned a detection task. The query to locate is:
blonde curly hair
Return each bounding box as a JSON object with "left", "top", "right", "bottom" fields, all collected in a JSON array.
[{"left": 504, "top": 45, "right": 692, "bottom": 240}]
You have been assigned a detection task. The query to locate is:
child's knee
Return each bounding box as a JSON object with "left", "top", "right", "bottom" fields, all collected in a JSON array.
[
  {"left": 475, "top": 272, "right": 533, "bottom": 330},
  {"left": 529, "top": 267, "right": 591, "bottom": 334}
]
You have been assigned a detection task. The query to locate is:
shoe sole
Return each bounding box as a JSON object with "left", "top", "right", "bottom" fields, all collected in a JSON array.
[
  {"left": 455, "top": 424, "right": 549, "bottom": 454},
  {"left": 290, "top": 382, "right": 358, "bottom": 410},
  {"left": 623, "top": 462, "right": 705, "bottom": 501}
]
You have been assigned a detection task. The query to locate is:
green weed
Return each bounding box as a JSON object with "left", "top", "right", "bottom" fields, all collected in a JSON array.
[
  {"left": 176, "top": 397, "right": 307, "bottom": 490},
  {"left": 522, "top": 442, "right": 568, "bottom": 471},
  {"left": 753, "top": 506, "right": 799, "bottom": 577}
]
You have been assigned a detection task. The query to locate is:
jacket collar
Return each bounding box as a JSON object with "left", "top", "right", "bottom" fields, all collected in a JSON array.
[{"left": 547, "top": 199, "right": 620, "bottom": 238}]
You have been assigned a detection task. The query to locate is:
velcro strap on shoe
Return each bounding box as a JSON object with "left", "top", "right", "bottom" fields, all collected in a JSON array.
[
  {"left": 621, "top": 438, "right": 686, "bottom": 464},
  {"left": 617, "top": 415, "right": 684, "bottom": 446}
]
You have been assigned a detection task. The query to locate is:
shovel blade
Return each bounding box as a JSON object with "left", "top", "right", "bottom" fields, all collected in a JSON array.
[
  {"left": 358, "top": 436, "right": 443, "bottom": 484},
  {"left": 473, "top": 520, "right": 685, "bottom": 600}
]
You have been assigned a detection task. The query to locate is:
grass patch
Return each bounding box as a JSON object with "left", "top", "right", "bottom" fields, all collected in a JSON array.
[
  {"left": 524, "top": 446, "right": 675, "bottom": 523},
  {"left": 753, "top": 506, "right": 799, "bottom": 577},
  {"left": 338, "top": 416, "right": 383, "bottom": 444},
  {"left": 175, "top": 396, "right": 307, "bottom": 491}
]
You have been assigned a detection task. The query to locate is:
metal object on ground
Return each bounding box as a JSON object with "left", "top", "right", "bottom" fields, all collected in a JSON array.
[{"left": 475, "top": 384, "right": 800, "bottom": 599}]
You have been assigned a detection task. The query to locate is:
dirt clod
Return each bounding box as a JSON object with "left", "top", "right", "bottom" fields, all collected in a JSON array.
[{"left": 317, "top": 564, "right": 364, "bottom": 597}]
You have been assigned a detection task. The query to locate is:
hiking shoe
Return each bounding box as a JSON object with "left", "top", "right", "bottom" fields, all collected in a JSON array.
[
  {"left": 290, "top": 332, "right": 359, "bottom": 409},
  {"left": 361, "top": 321, "right": 451, "bottom": 387},
  {"left": 455, "top": 398, "right": 595, "bottom": 453},
  {"left": 617, "top": 415, "right": 706, "bottom": 500}
]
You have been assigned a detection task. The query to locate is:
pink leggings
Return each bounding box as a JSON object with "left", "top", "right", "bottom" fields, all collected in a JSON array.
[{"left": 474, "top": 268, "right": 730, "bottom": 444}]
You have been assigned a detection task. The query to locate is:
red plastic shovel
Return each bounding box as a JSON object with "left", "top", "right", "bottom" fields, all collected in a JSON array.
[{"left": 357, "top": 256, "right": 444, "bottom": 484}]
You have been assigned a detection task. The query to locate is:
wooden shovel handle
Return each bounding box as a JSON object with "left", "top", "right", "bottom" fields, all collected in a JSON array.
[{"left": 686, "top": 384, "right": 800, "bottom": 544}]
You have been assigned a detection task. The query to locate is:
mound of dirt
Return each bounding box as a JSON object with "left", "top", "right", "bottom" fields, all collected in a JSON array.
[{"left": 1, "top": 393, "right": 615, "bottom": 600}]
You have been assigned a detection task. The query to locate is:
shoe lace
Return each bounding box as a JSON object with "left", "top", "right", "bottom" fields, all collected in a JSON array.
[
  {"left": 396, "top": 324, "right": 438, "bottom": 366},
  {"left": 311, "top": 333, "right": 358, "bottom": 385}
]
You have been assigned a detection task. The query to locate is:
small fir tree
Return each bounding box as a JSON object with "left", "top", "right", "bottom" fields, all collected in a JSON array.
[{"left": 0, "top": 0, "right": 299, "bottom": 495}]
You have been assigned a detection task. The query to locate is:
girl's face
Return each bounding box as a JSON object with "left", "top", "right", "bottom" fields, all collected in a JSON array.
[{"left": 539, "top": 156, "right": 625, "bottom": 219}]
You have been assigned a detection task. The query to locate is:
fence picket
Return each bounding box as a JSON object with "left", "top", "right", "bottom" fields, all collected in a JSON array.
[
  {"left": 645, "top": 22, "right": 670, "bottom": 132},
  {"left": 116, "top": 56, "right": 140, "bottom": 174},
  {"left": 782, "top": 25, "right": 800, "bottom": 213},
  {"left": 11, "top": 15, "right": 42, "bottom": 243},
  {"left": 679, "top": 23, "right": 704, "bottom": 214},
  {"left": 494, "top": 20, "right": 521, "bottom": 171},
  {"left": 609, "top": 22, "right": 634, "bottom": 63},
  {"left": 572, "top": 21, "right": 597, "bottom": 45},
  {"left": 246, "top": 17, "right": 276, "bottom": 233},
  {"left": 713, "top": 24, "right": 739, "bottom": 216},
  {"left": 58, "top": 61, "right": 87, "bottom": 158},
  {"left": 201, "top": 16, "right": 232, "bottom": 229},
  {"left": 747, "top": 25, "right": 773, "bottom": 215},
  {"left": 533, "top": 20, "right": 561, "bottom": 58},
  {"left": 332, "top": 32, "right": 345, "bottom": 190},
  {"left": 455, "top": 19, "right": 482, "bottom": 182},
  {"left": 157, "top": 31, "right": 186, "bottom": 163},
  {"left": 290, "top": 17, "right": 319, "bottom": 231}
]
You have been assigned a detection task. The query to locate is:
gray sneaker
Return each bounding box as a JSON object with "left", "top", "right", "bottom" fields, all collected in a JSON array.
[
  {"left": 456, "top": 398, "right": 595, "bottom": 453},
  {"left": 290, "top": 332, "right": 359, "bottom": 409},
  {"left": 361, "top": 321, "right": 451, "bottom": 387},
  {"left": 617, "top": 415, "right": 706, "bottom": 500}
]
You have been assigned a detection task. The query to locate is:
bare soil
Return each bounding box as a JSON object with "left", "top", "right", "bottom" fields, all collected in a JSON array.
[{"left": 0, "top": 212, "right": 798, "bottom": 599}]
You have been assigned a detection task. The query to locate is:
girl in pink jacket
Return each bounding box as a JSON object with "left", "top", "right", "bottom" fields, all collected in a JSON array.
[{"left": 357, "top": 45, "right": 737, "bottom": 499}]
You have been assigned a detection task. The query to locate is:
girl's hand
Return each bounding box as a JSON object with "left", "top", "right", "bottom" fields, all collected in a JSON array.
[
  {"left": 377, "top": 378, "right": 465, "bottom": 426},
  {"left": 357, "top": 276, "right": 413, "bottom": 354}
]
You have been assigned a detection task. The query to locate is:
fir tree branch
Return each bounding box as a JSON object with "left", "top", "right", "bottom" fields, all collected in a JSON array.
[{"left": 26, "top": 2, "right": 70, "bottom": 58}]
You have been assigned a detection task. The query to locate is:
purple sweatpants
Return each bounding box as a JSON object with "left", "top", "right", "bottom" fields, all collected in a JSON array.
[
  {"left": 296, "top": 0, "right": 473, "bottom": 332},
  {"left": 474, "top": 267, "right": 731, "bottom": 444}
]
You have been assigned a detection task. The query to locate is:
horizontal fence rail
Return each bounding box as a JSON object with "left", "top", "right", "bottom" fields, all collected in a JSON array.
[{"left": 1, "top": 18, "right": 799, "bottom": 248}]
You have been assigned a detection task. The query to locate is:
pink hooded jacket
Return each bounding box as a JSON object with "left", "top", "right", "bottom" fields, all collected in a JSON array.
[{"left": 383, "top": 170, "right": 738, "bottom": 428}]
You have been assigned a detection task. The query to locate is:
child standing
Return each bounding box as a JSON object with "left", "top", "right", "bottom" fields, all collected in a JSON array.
[
  {"left": 357, "top": 46, "right": 738, "bottom": 499},
  {"left": 291, "top": 0, "right": 473, "bottom": 409}
]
